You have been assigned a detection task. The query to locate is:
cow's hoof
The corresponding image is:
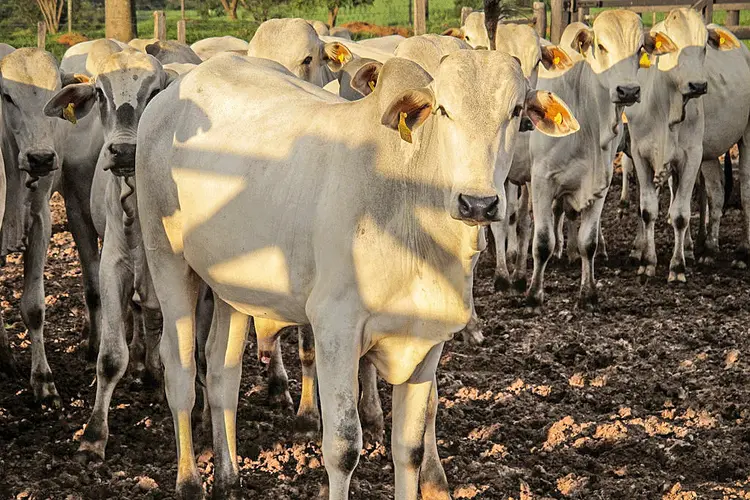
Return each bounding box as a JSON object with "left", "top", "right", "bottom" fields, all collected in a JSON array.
[
  {"left": 176, "top": 477, "right": 205, "bottom": 500},
  {"left": 212, "top": 481, "right": 243, "bottom": 500},
  {"left": 293, "top": 413, "right": 320, "bottom": 442},
  {"left": 578, "top": 293, "right": 598, "bottom": 312},
  {"left": 629, "top": 250, "right": 642, "bottom": 264},
  {"left": 420, "top": 481, "right": 452, "bottom": 500},
  {"left": 362, "top": 421, "right": 386, "bottom": 448},
  {"left": 553, "top": 246, "right": 564, "bottom": 260},
  {"left": 268, "top": 391, "right": 294, "bottom": 412},
  {"left": 512, "top": 278, "right": 527, "bottom": 294},
  {"left": 597, "top": 249, "right": 609, "bottom": 261},
  {"left": 74, "top": 448, "right": 104, "bottom": 465},
  {"left": 32, "top": 376, "right": 61, "bottom": 410},
  {"left": 494, "top": 275, "right": 511, "bottom": 293},
  {"left": 461, "top": 328, "right": 484, "bottom": 346},
  {"left": 668, "top": 271, "right": 687, "bottom": 283},
  {"left": 524, "top": 305, "right": 542, "bottom": 316},
  {"left": 732, "top": 259, "right": 748, "bottom": 269},
  {"left": 698, "top": 255, "right": 715, "bottom": 266}
]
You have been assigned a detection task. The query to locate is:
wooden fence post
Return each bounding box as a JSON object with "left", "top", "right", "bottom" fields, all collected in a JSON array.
[
  {"left": 550, "top": 0, "right": 566, "bottom": 43},
  {"left": 177, "top": 19, "right": 186, "bottom": 44},
  {"left": 533, "top": 2, "right": 547, "bottom": 38},
  {"left": 726, "top": 10, "right": 739, "bottom": 25},
  {"left": 154, "top": 10, "right": 166, "bottom": 40},
  {"left": 37, "top": 22, "right": 47, "bottom": 49},
  {"left": 702, "top": 0, "right": 713, "bottom": 23},
  {"left": 67, "top": 0, "right": 72, "bottom": 33},
  {"left": 461, "top": 6, "right": 473, "bottom": 25},
  {"left": 577, "top": 6, "right": 589, "bottom": 22},
  {"left": 413, "top": 0, "right": 426, "bottom": 35}
]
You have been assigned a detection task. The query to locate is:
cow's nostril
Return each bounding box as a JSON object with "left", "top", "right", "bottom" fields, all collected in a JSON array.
[
  {"left": 616, "top": 85, "right": 641, "bottom": 103},
  {"left": 458, "top": 194, "right": 473, "bottom": 218},
  {"left": 456, "top": 194, "right": 501, "bottom": 223},
  {"left": 688, "top": 81, "right": 708, "bottom": 96}
]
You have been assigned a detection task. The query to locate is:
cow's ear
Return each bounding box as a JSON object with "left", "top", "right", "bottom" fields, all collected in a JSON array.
[
  {"left": 541, "top": 45, "right": 573, "bottom": 70},
  {"left": 524, "top": 89, "right": 579, "bottom": 137},
  {"left": 322, "top": 41, "right": 352, "bottom": 72},
  {"left": 442, "top": 27, "right": 465, "bottom": 39},
  {"left": 60, "top": 72, "right": 91, "bottom": 87},
  {"left": 145, "top": 42, "right": 161, "bottom": 58},
  {"left": 571, "top": 27, "right": 594, "bottom": 55},
  {"left": 43, "top": 83, "right": 97, "bottom": 124},
  {"left": 643, "top": 31, "right": 677, "bottom": 55},
  {"left": 351, "top": 61, "right": 382, "bottom": 97},
  {"left": 707, "top": 27, "right": 740, "bottom": 50},
  {"left": 381, "top": 88, "right": 435, "bottom": 143}
]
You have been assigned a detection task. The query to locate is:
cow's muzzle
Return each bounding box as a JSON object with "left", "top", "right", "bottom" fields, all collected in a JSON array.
[
  {"left": 106, "top": 143, "right": 136, "bottom": 177},
  {"left": 24, "top": 150, "right": 58, "bottom": 177},
  {"left": 684, "top": 81, "right": 708, "bottom": 98},
  {"left": 454, "top": 194, "right": 501, "bottom": 225},
  {"left": 614, "top": 85, "right": 641, "bottom": 105}
]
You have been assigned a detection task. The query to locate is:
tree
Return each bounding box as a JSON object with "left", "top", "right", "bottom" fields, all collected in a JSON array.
[
  {"left": 306, "top": 0, "right": 374, "bottom": 28},
  {"left": 35, "top": 0, "right": 64, "bottom": 33},
  {"left": 219, "top": 0, "right": 239, "bottom": 19},
  {"left": 105, "top": 0, "right": 136, "bottom": 41},
  {"left": 239, "top": 0, "right": 290, "bottom": 22}
]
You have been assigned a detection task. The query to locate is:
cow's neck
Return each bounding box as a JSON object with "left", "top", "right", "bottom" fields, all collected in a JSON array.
[{"left": 576, "top": 63, "right": 624, "bottom": 149}]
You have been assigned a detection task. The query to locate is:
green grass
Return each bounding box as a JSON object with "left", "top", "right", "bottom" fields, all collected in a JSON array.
[{"left": 2, "top": 0, "right": 750, "bottom": 61}]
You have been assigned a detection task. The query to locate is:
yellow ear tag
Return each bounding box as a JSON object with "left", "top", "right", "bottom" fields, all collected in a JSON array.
[
  {"left": 553, "top": 55, "right": 561, "bottom": 66},
  {"left": 639, "top": 52, "right": 651, "bottom": 68},
  {"left": 368, "top": 80, "right": 376, "bottom": 92},
  {"left": 655, "top": 40, "right": 662, "bottom": 49},
  {"left": 720, "top": 36, "right": 726, "bottom": 45},
  {"left": 553, "top": 112, "right": 563, "bottom": 125},
  {"left": 63, "top": 102, "right": 77, "bottom": 125},
  {"left": 398, "top": 112, "right": 412, "bottom": 143},
  {"left": 338, "top": 52, "right": 346, "bottom": 64}
]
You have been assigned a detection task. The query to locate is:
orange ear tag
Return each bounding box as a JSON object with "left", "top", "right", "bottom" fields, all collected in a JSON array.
[{"left": 398, "top": 112, "right": 413, "bottom": 143}]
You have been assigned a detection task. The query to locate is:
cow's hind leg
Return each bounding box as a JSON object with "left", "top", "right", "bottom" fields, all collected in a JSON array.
[
  {"left": 23, "top": 192, "right": 59, "bottom": 407},
  {"left": 76, "top": 224, "right": 133, "bottom": 462},
  {"left": 419, "top": 375, "right": 449, "bottom": 500},
  {"left": 699, "top": 159, "right": 723, "bottom": 265},
  {"left": 61, "top": 170, "right": 101, "bottom": 362},
  {"left": 668, "top": 153, "right": 701, "bottom": 283},
  {"left": 294, "top": 325, "right": 320, "bottom": 439},
  {"left": 733, "top": 133, "right": 750, "bottom": 268},
  {"left": 552, "top": 198, "right": 566, "bottom": 260},
  {"left": 206, "top": 296, "right": 248, "bottom": 499},
  {"left": 527, "top": 177, "right": 556, "bottom": 311},
  {"left": 0, "top": 315, "right": 18, "bottom": 378},
  {"left": 255, "top": 319, "right": 293, "bottom": 410},
  {"left": 392, "top": 343, "right": 443, "bottom": 500},
  {"left": 634, "top": 157, "right": 659, "bottom": 282},
  {"left": 577, "top": 195, "right": 606, "bottom": 310},
  {"left": 491, "top": 215, "right": 511, "bottom": 292},
  {"left": 359, "top": 357, "right": 384, "bottom": 446},
  {"left": 511, "top": 184, "right": 531, "bottom": 293}
]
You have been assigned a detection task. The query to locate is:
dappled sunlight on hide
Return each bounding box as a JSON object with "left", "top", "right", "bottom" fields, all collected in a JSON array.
[{"left": 208, "top": 247, "right": 292, "bottom": 295}]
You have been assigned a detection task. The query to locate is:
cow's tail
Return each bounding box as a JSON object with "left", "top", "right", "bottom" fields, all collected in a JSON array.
[{"left": 724, "top": 150, "right": 734, "bottom": 210}]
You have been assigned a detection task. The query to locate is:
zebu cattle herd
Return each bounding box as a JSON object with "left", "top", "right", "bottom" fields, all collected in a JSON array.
[{"left": 0, "top": 8, "right": 747, "bottom": 499}]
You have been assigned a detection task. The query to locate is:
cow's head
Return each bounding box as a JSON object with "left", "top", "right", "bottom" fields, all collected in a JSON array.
[
  {"left": 649, "top": 9, "right": 738, "bottom": 101},
  {"left": 495, "top": 24, "right": 573, "bottom": 88},
  {"left": 248, "top": 18, "right": 352, "bottom": 88},
  {"left": 0, "top": 48, "right": 65, "bottom": 181},
  {"left": 44, "top": 43, "right": 174, "bottom": 177},
  {"left": 571, "top": 10, "right": 676, "bottom": 105},
  {"left": 380, "top": 52, "right": 578, "bottom": 225}
]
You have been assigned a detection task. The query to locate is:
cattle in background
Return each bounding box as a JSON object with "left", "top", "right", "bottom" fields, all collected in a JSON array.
[
  {"left": 527, "top": 10, "right": 676, "bottom": 311},
  {"left": 44, "top": 40, "right": 179, "bottom": 460},
  {"left": 1, "top": 48, "right": 103, "bottom": 406},
  {"left": 136, "top": 51, "right": 577, "bottom": 498},
  {"left": 0, "top": 44, "right": 11, "bottom": 377},
  {"left": 190, "top": 36, "right": 249, "bottom": 61}
]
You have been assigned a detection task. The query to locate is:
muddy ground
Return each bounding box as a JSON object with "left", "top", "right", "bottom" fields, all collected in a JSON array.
[{"left": 1, "top": 170, "right": 749, "bottom": 500}]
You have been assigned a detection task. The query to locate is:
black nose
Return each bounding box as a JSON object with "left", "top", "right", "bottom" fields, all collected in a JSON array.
[
  {"left": 615, "top": 85, "right": 641, "bottom": 104},
  {"left": 108, "top": 143, "right": 136, "bottom": 169},
  {"left": 687, "top": 81, "right": 708, "bottom": 97},
  {"left": 457, "top": 194, "right": 501, "bottom": 223},
  {"left": 26, "top": 151, "right": 56, "bottom": 173}
]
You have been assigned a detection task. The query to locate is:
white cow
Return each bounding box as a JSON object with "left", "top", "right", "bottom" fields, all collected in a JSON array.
[
  {"left": 527, "top": 10, "right": 676, "bottom": 310},
  {"left": 190, "top": 36, "right": 249, "bottom": 61},
  {"left": 0, "top": 44, "right": 11, "bottom": 377},
  {"left": 136, "top": 52, "right": 577, "bottom": 499},
  {"left": 1, "top": 49, "right": 103, "bottom": 405},
  {"left": 248, "top": 18, "right": 353, "bottom": 87},
  {"left": 358, "top": 34, "right": 406, "bottom": 53},
  {"left": 625, "top": 10, "right": 740, "bottom": 282},
  {"left": 44, "top": 40, "right": 179, "bottom": 460},
  {"left": 142, "top": 40, "right": 203, "bottom": 65}
]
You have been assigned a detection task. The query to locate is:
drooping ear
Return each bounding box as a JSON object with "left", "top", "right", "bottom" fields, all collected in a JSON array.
[
  {"left": 524, "top": 89, "right": 579, "bottom": 137},
  {"left": 643, "top": 31, "right": 677, "bottom": 55},
  {"left": 44, "top": 83, "right": 97, "bottom": 124},
  {"left": 322, "top": 42, "right": 353, "bottom": 72},
  {"left": 441, "top": 27, "right": 465, "bottom": 40},
  {"left": 145, "top": 42, "right": 161, "bottom": 58},
  {"left": 541, "top": 45, "right": 573, "bottom": 70},
  {"left": 571, "top": 27, "right": 594, "bottom": 55},
  {"left": 350, "top": 61, "right": 383, "bottom": 97},
  {"left": 381, "top": 88, "right": 435, "bottom": 143},
  {"left": 61, "top": 72, "right": 91, "bottom": 87},
  {"left": 707, "top": 27, "right": 740, "bottom": 50}
]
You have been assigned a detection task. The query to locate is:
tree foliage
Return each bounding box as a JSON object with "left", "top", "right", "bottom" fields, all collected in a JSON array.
[{"left": 299, "top": 0, "right": 375, "bottom": 27}]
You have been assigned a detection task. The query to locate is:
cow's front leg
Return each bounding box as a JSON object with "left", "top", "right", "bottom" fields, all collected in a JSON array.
[
  {"left": 133, "top": 244, "right": 163, "bottom": 389},
  {"left": 618, "top": 154, "right": 633, "bottom": 218},
  {"left": 206, "top": 296, "right": 249, "bottom": 499},
  {"left": 634, "top": 157, "right": 659, "bottom": 282},
  {"left": 552, "top": 198, "right": 566, "bottom": 260},
  {"left": 23, "top": 195, "right": 59, "bottom": 407},
  {"left": 76, "top": 222, "right": 134, "bottom": 462},
  {"left": 419, "top": 374, "right": 450, "bottom": 500},
  {"left": 61, "top": 169, "right": 101, "bottom": 362},
  {"left": 490, "top": 216, "right": 511, "bottom": 292},
  {"left": 577, "top": 195, "right": 606, "bottom": 310},
  {"left": 0, "top": 315, "right": 18, "bottom": 378},
  {"left": 668, "top": 153, "right": 701, "bottom": 283},
  {"left": 511, "top": 184, "right": 531, "bottom": 293},
  {"left": 527, "top": 177, "right": 556, "bottom": 311},
  {"left": 295, "top": 325, "right": 320, "bottom": 439},
  {"left": 506, "top": 182, "right": 520, "bottom": 265},
  {"left": 359, "top": 357, "right": 384, "bottom": 446},
  {"left": 733, "top": 133, "right": 750, "bottom": 268},
  {"left": 393, "top": 343, "right": 443, "bottom": 500},
  {"left": 312, "top": 311, "right": 363, "bottom": 500}
]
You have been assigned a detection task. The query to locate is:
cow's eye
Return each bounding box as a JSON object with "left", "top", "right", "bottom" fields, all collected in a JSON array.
[
  {"left": 598, "top": 43, "right": 608, "bottom": 53},
  {"left": 465, "top": 35, "right": 470, "bottom": 42},
  {"left": 437, "top": 105, "right": 451, "bottom": 118},
  {"left": 302, "top": 56, "right": 313, "bottom": 65},
  {"left": 1, "top": 93, "right": 13, "bottom": 106},
  {"left": 512, "top": 104, "right": 523, "bottom": 118}
]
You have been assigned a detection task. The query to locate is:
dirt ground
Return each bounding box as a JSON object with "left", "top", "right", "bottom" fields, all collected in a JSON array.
[{"left": 1, "top": 169, "right": 749, "bottom": 500}]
